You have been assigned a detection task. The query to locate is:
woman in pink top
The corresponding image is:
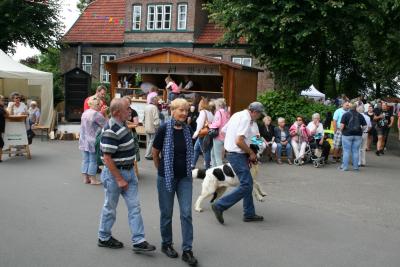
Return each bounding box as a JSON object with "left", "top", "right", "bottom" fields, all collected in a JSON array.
[
  {"left": 165, "top": 76, "right": 180, "bottom": 102},
  {"left": 397, "top": 110, "right": 400, "bottom": 141},
  {"left": 289, "top": 116, "right": 311, "bottom": 164},
  {"left": 210, "top": 98, "right": 230, "bottom": 166}
]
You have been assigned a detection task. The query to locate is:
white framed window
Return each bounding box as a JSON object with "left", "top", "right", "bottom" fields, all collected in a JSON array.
[
  {"left": 100, "top": 54, "right": 116, "bottom": 83},
  {"left": 147, "top": 5, "right": 155, "bottom": 30},
  {"left": 232, "top": 56, "right": 252, "bottom": 67},
  {"left": 177, "top": 4, "right": 187, "bottom": 30},
  {"left": 147, "top": 4, "right": 172, "bottom": 30},
  {"left": 132, "top": 5, "right": 142, "bottom": 30},
  {"left": 81, "top": 54, "right": 92, "bottom": 74},
  {"left": 163, "top": 5, "right": 171, "bottom": 29}
]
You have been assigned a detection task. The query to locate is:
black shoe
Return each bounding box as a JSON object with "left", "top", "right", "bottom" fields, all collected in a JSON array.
[
  {"left": 162, "top": 244, "right": 178, "bottom": 258},
  {"left": 375, "top": 150, "right": 381, "bottom": 156},
  {"left": 182, "top": 250, "right": 198, "bottom": 266},
  {"left": 132, "top": 241, "right": 156, "bottom": 252},
  {"left": 243, "top": 214, "right": 264, "bottom": 222},
  {"left": 380, "top": 150, "right": 384, "bottom": 155},
  {"left": 145, "top": 156, "right": 153, "bottom": 160},
  {"left": 98, "top": 236, "right": 124, "bottom": 249},
  {"left": 211, "top": 204, "right": 224, "bottom": 224}
]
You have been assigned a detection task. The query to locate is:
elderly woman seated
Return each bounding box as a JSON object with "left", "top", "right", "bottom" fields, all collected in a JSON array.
[
  {"left": 273, "top": 117, "right": 293, "bottom": 164},
  {"left": 307, "top": 113, "right": 331, "bottom": 163}
]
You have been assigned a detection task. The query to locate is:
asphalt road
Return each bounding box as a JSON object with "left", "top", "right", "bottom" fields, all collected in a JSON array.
[{"left": 0, "top": 136, "right": 399, "bottom": 267}]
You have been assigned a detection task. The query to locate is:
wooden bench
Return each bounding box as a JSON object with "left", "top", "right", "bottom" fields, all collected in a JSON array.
[{"left": 32, "top": 125, "right": 50, "bottom": 141}]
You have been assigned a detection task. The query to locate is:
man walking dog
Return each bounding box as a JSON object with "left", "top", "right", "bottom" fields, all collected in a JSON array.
[{"left": 211, "top": 102, "right": 264, "bottom": 224}]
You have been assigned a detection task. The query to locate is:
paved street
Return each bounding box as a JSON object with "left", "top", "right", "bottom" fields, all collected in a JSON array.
[{"left": 0, "top": 137, "right": 400, "bottom": 267}]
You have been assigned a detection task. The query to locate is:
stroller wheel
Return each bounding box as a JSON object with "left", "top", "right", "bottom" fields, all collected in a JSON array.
[
  {"left": 294, "top": 158, "right": 300, "bottom": 166},
  {"left": 313, "top": 161, "right": 319, "bottom": 168}
]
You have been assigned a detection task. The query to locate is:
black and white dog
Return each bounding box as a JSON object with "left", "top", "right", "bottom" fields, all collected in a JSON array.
[{"left": 193, "top": 141, "right": 267, "bottom": 212}]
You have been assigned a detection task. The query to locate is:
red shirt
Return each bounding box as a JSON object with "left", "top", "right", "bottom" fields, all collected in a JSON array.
[{"left": 83, "top": 96, "right": 107, "bottom": 113}]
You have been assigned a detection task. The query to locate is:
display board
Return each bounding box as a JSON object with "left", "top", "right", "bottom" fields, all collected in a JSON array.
[{"left": 4, "top": 116, "right": 28, "bottom": 147}]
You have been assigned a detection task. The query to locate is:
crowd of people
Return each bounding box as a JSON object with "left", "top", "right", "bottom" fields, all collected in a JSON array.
[{"left": 77, "top": 84, "right": 400, "bottom": 266}]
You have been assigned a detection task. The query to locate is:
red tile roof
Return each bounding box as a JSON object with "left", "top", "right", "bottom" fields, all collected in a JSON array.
[
  {"left": 195, "top": 23, "right": 246, "bottom": 44},
  {"left": 196, "top": 23, "right": 225, "bottom": 44},
  {"left": 63, "top": 0, "right": 126, "bottom": 44}
]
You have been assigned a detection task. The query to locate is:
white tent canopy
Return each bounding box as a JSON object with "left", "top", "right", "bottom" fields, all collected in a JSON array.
[
  {"left": 0, "top": 50, "right": 53, "bottom": 128},
  {"left": 301, "top": 84, "right": 325, "bottom": 101}
]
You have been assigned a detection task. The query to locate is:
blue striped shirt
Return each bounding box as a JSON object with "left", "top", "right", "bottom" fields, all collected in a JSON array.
[{"left": 100, "top": 117, "right": 136, "bottom": 166}]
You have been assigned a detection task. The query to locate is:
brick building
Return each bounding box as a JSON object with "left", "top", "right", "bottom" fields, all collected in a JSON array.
[{"left": 61, "top": 0, "right": 274, "bottom": 92}]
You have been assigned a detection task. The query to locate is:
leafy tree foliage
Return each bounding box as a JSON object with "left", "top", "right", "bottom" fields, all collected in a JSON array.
[
  {"left": 77, "top": 0, "right": 94, "bottom": 13},
  {"left": 258, "top": 90, "right": 335, "bottom": 124},
  {"left": 0, "top": 0, "right": 62, "bottom": 53},
  {"left": 205, "top": 0, "right": 400, "bottom": 98},
  {"left": 20, "top": 48, "right": 64, "bottom": 107}
]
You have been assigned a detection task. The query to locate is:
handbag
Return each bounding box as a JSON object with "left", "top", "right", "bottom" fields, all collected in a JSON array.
[
  {"left": 208, "top": 128, "right": 219, "bottom": 138},
  {"left": 198, "top": 111, "right": 209, "bottom": 137}
]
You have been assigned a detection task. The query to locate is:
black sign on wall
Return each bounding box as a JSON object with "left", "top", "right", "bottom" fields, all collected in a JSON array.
[{"left": 64, "top": 68, "right": 91, "bottom": 122}]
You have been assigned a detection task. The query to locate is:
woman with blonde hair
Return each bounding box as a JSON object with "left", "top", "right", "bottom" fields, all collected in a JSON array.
[
  {"left": 192, "top": 98, "right": 214, "bottom": 169},
  {"left": 152, "top": 98, "right": 198, "bottom": 265},
  {"left": 79, "top": 97, "right": 107, "bottom": 184}
]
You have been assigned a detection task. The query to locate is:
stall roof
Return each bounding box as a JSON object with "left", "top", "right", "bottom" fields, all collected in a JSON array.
[{"left": 107, "top": 48, "right": 262, "bottom": 72}]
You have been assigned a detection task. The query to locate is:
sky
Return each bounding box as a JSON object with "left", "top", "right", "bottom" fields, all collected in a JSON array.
[{"left": 12, "top": 0, "right": 80, "bottom": 61}]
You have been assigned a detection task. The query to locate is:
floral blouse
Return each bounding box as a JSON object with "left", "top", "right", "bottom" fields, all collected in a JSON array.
[{"left": 79, "top": 109, "right": 107, "bottom": 153}]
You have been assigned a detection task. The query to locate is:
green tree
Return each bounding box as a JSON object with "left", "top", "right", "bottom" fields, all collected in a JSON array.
[
  {"left": 77, "top": 0, "right": 94, "bottom": 13},
  {"left": 205, "top": 0, "right": 400, "bottom": 97},
  {"left": 0, "top": 0, "right": 62, "bottom": 53},
  {"left": 20, "top": 48, "right": 64, "bottom": 107}
]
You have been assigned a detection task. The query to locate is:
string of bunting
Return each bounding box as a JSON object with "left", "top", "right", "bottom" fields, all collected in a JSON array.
[{"left": 90, "top": 12, "right": 127, "bottom": 27}]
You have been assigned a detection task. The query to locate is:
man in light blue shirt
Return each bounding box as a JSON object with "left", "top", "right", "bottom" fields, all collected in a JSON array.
[{"left": 332, "top": 101, "right": 350, "bottom": 162}]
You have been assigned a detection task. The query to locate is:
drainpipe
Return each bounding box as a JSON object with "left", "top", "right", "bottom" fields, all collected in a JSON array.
[{"left": 77, "top": 44, "right": 82, "bottom": 68}]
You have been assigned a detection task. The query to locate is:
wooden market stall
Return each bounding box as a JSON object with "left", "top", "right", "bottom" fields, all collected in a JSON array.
[{"left": 105, "top": 48, "right": 261, "bottom": 113}]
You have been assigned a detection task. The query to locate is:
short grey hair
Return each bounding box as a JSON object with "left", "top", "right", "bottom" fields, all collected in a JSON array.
[
  {"left": 110, "top": 98, "right": 126, "bottom": 116},
  {"left": 312, "top": 113, "right": 320, "bottom": 120},
  {"left": 214, "top": 98, "right": 227, "bottom": 110},
  {"left": 277, "top": 117, "right": 285, "bottom": 123}
]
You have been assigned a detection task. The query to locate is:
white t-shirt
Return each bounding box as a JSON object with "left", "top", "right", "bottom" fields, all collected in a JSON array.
[
  {"left": 8, "top": 102, "right": 27, "bottom": 115},
  {"left": 361, "top": 113, "right": 371, "bottom": 133},
  {"left": 223, "top": 109, "right": 254, "bottom": 153},
  {"left": 307, "top": 121, "right": 324, "bottom": 140}
]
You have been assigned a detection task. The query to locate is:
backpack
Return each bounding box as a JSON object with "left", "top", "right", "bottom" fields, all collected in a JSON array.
[{"left": 349, "top": 112, "right": 361, "bottom": 133}]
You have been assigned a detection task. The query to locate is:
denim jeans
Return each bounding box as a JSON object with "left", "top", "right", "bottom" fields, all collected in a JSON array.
[
  {"left": 214, "top": 153, "right": 255, "bottom": 218},
  {"left": 145, "top": 133, "right": 156, "bottom": 158},
  {"left": 81, "top": 151, "right": 97, "bottom": 176},
  {"left": 211, "top": 139, "right": 224, "bottom": 167},
  {"left": 157, "top": 176, "right": 193, "bottom": 251},
  {"left": 192, "top": 137, "right": 211, "bottom": 169},
  {"left": 276, "top": 142, "right": 293, "bottom": 159},
  {"left": 341, "top": 135, "right": 362, "bottom": 170},
  {"left": 98, "top": 167, "right": 146, "bottom": 245}
]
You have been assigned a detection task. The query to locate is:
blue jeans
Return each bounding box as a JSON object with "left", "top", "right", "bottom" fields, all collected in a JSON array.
[
  {"left": 211, "top": 139, "right": 224, "bottom": 166},
  {"left": 81, "top": 151, "right": 97, "bottom": 176},
  {"left": 192, "top": 137, "right": 211, "bottom": 169},
  {"left": 98, "top": 167, "right": 146, "bottom": 245},
  {"left": 157, "top": 176, "right": 193, "bottom": 251},
  {"left": 276, "top": 142, "right": 292, "bottom": 159},
  {"left": 214, "top": 153, "right": 255, "bottom": 218},
  {"left": 341, "top": 135, "right": 362, "bottom": 170}
]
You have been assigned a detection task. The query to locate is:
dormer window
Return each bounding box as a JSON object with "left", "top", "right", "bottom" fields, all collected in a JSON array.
[{"left": 147, "top": 4, "right": 172, "bottom": 30}]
